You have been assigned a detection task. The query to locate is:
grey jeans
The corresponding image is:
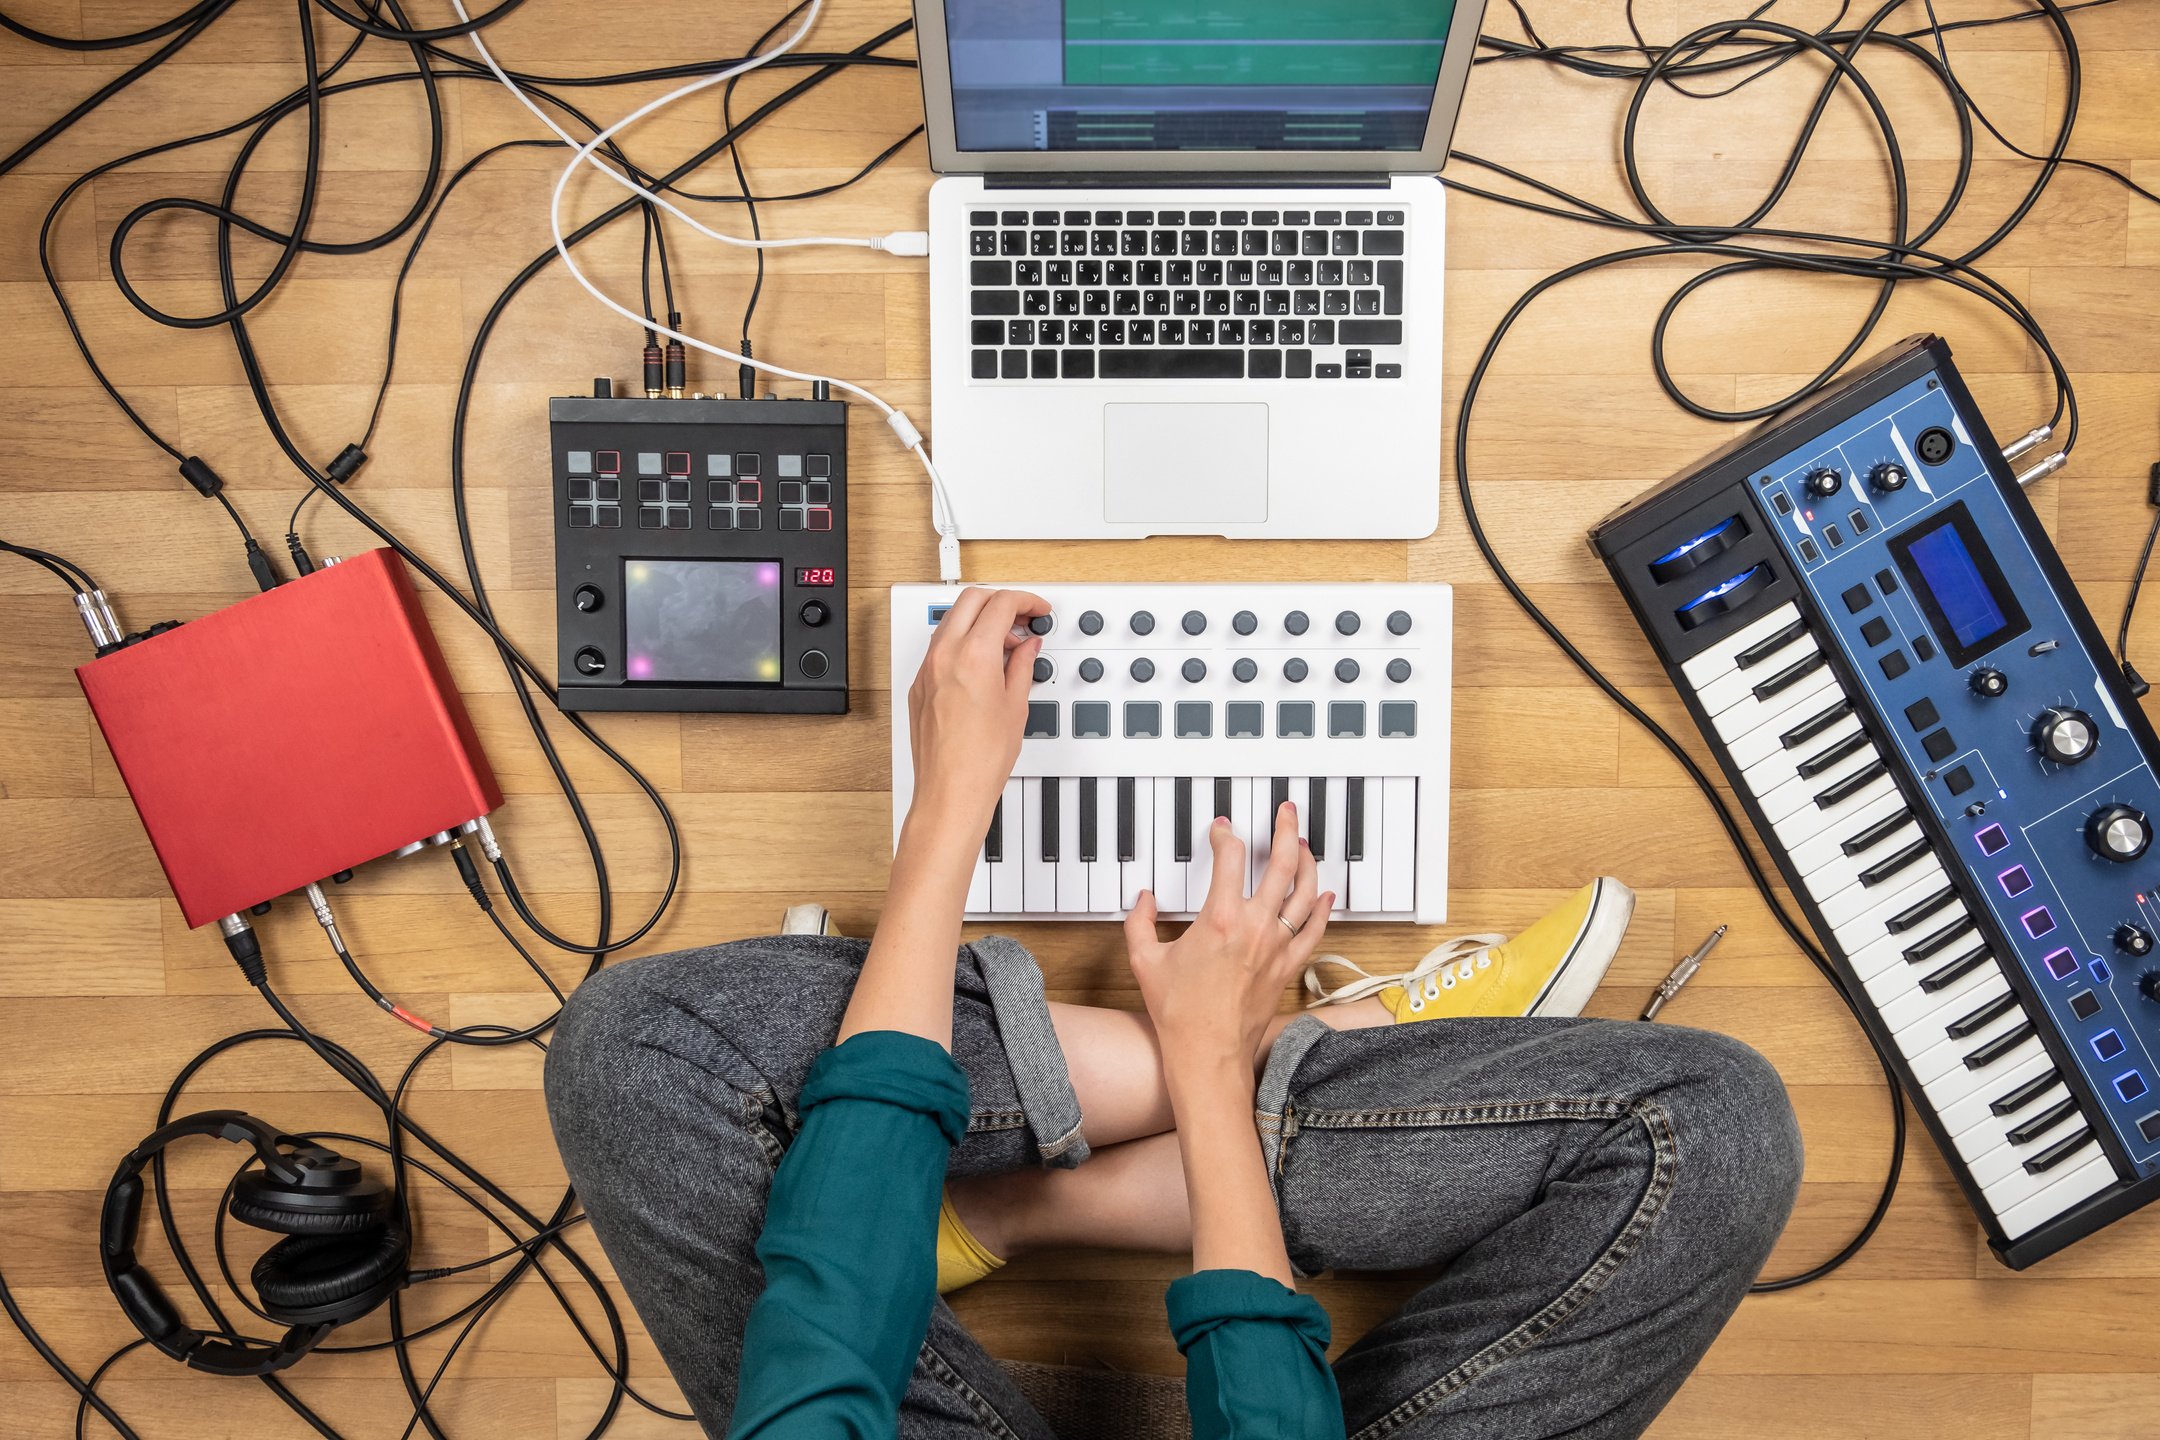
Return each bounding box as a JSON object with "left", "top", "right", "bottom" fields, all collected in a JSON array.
[{"left": 544, "top": 935, "right": 1802, "bottom": 1439}]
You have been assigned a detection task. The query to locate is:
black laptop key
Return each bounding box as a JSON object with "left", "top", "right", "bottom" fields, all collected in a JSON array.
[
  {"left": 1286, "top": 349, "right": 1313, "bottom": 379},
  {"left": 972, "top": 260, "right": 1012, "bottom": 285},
  {"left": 971, "top": 350, "right": 997, "bottom": 379},
  {"left": 1378, "top": 259, "right": 1403, "bottom": 315},
  {"left": 1080, "top": 778, "right": 1099, "bottom": 864},
  {"left": 1991, "top": 1067, "right": 2060, "bottom": 1116},
  {"left": 1117, "top": 777, "right": 1137, "bottom": 863},
  {"left": 1174, "top": 777, "right": 1193, "bottom": 864},
  {"left": 1100, "top": 350, "right": 1245, "bottom": 380},
  {"left": 973, "top": 291, "right": 1021, "bottom": 316},
  {"left": 1364, "top": 230, "right": 1406, "bottom": 255},
  {"left": 1250, "top": 349, "right": 1283, "bottom": 379}
]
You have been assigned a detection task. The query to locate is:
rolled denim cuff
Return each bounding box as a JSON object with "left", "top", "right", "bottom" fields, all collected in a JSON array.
[
  {"left": 799, "top": 1030, "right": 972, "bottom": 1147},
  {"left": 968, "top": 933, "right": 1091, "bottom": 1169}
]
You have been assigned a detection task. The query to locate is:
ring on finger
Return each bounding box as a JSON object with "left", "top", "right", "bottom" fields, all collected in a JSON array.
[{"left": 1277, "top": 912, "right": 1301, "bottom": 936}]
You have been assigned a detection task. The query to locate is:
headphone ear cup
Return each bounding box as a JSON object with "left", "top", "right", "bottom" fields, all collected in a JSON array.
[
  {"left": 230, "top": 1177, "right": 389, "bottom": 1237},
  {"left": 251, "top": 1226, "right": 408, "bottom": 1327}
]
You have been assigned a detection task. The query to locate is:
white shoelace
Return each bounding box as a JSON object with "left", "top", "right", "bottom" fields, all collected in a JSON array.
[{"left": 1302, "top": 934, "right": 1506, "bottom": 1014}]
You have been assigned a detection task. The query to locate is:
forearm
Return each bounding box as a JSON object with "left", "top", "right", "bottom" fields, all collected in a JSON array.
[
  {"left": 1166, "top": 1059, "right": 1294, "bottom": 1286},
  {"left": 839, "top": 794, "right": 983, "bottom": 1049}
]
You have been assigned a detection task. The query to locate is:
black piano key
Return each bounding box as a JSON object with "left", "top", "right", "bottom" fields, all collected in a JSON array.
[
  {"left": 1795, "top": 728, "right": 1874, "bottom": 780},
  {"left": 1736, "top": 618, "right": 1808, "bottom": 669},
  {"left": 1752, "top": 650, "right": 1827, "bottom": 701},
  {"left": 1040, "top": 777, "right": 1060, "bottom": 862},
  {"left": 1905, "top": 914, "right": 1977, "bottom": 964},
  {"left": 1214, "top": 776, "right": 1233, "bottom": 822},
  {"left": 985, "top": 795, "right": 1005, "bottom": 863},
  {"left": 1990, "top": 1067, "right": 2061, "bottom": 1116},
  {"left": 2006, "top": 1096, "right": 2079, "bottom": 1146},
  {"left": 1309, "top": 779, "right": 1328, "bottom": 859},
  {"left": 1780, "top": 697, "right": 1855, "bottom": 750},
  {"left": 1919, "top": 943, "right": 1992, "bottom": 993},
  {"left": 1814, "top": 757, "right": 1888, "bottom": 809},
  {"left": 1945, "top": 988, "right": 2021, "bottom": 1040},
  {"left": 2023, "top": 1125, "right": 2096, "bottom": 1174},
  {"left": 1886, "top": 884, "right": 1960, "bottom": 934},
  {"left": 1963, "top": 1018, "right": 2037, "bottom": 1070},
  {"left": 1271, "top": 776, "right": 1290, "bottom": 818},
  {"left": 1080, "top": 778, "right": 1099, "bottom": 864},
  {"left": 1346, "top": 777, "right": 1367, "bottom": 862},
  {"left": 1841, "top": 808, "right": 1912, "bottom": 857},
  {"left": 1860, "top": 837, "right": 1933, "bottom": 887},
  {"left": 1117, "top": 777, "right": 1137, "bottom": 863},
  {"left": 1174, "top": 777, "right": 1193, "bottom": 863}
]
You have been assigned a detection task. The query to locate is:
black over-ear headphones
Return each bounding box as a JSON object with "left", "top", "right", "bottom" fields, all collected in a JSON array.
[{"left": 101, "top": 1110, "right": 410, "bottom": 1377}]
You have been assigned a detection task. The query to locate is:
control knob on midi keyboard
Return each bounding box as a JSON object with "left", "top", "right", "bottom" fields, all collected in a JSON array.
[
  {"left": 2086, "top": 803, "right": 2150, "bottom": 862},
  {"left": 1971, "top": 667, "right": 2008, "bottom": 698},
  {"left": 2116, "top": 923, "right": 2154, "bottom": 957},
  {"left": 1869, "top": 462, "right": 1910, "bottom": 493},
  {"left": 1806, "top": 467, "right": 1844, "bottom": 498},
  {"left": 2035, "top": 707, "right": 2098, "bottom": 766},
  {"left": 1182, "top": 658, "right": 1207, "bottom": 683},
  {"left": 2142, "top": 970, "right": 2160, "bottom": 1004},
  {"left": 1079, "top": 658, "right": 1103, "bottom": 683},
  {"left": 1033, "top": 656, "right": 1054, "bottom": 683}
]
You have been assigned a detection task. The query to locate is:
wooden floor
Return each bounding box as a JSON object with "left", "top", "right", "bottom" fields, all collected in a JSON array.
[{"left": 4, "top": 0, "right": 2159, "bottom": 1434}]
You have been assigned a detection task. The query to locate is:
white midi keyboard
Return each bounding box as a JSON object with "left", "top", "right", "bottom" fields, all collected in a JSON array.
[{"left": 890, "top": 584, "right": 1451, "bottom": 923}]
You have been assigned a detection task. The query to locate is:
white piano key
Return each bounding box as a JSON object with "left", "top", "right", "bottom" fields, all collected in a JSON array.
[
  {"left": 1940, "top": 1047, "right": 2057, "bottom": 1142},
  {"left": 1154, "top": 777, "right": 1186, "bottom": 911},
  {"left": 1740, "top": 712, "right": 1865, "bottom": 797},
  {"left": 1678, "top": 602, "right": 1805, "bottom": 689},
  {"left": 1348, "top": 777, "right": 1382, "bottom": 914},
  {"left": 1022, "top": 778, "right": 1057, "bottom": 914},
  {"left": 1860, "top": 929, "right": 1992, "bottom": 1013},
  {"left": 1253, "top": 780, "right": 1282, "bottom": 889},
  {"left": 1726, "top": 690, "right": 1857, "bottom": 773},
  {"left": 1953, "top": 1080, "right": 2071, "bottom": 1166},
  {"left": 1694, "top": 637, "right": 1823, "bottom": 720},
  {"left": 1917, "top": 1031, "right": 2045, "bottom": 1118},
  {"left": 1317, "top": 777, "right": 1350, "bottom": 902},
  {"left": 1231, "top": 778, "right": 1256, "bottom": 902},
  {"left": 1814, "top": 853, "right": 1946, "bottom": 934},
  {"left": 1965, "top": 1095, "right": 2079, "bottom": 1188},
  {"left": 1752, "top": 738, "right": 1884, "bottom": 826},
  {"left": 1881, "top": 966, "right": 2009, "bottom": 1045},
  {"left": 1086, "top": 778, "right": 1121, "bottom": 912},
  {"left": 1186, "top": 777, "right": 1217, "bottom": 914},
  {"left": 1991, "top": 1144, "right": 2114, "bottom": 1237},
  {"left": 1122, "top": 778, "right": 1154, "bottom": 910},
  {"left": 1292, "top": 778, "right": 1314, "bottom": 848},
  {"left": 1905, "top": 1002, "right": 2031, "bottom": 1087},
  {"left": 1785, "top": 789, "right": 1907, "bottom": 883},
  {"left": 1804, "top": 818, "right": 1928, "bottom": 905},
  {"left": 1765, "top": 769, "right": 1896, "bottom": 851},
  {"left": 1382, "top": 777, "right": 1417, "bottom": 913},
  {"left": 989, "top": 778, "right": 1024, "bottom": 913},
  {"left": 1710, "top": 665, "right": 1840, "bottom": 748},
  {"left": 1056, "top": 777, "right": 1087, "bottom": 911}
]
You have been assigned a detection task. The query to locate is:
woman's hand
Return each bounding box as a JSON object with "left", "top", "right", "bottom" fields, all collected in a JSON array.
[
  {"left": 1122, "top": 802, "right": 1336, "bottom": 1085},
  {"left": 905, "top": 587, "right": 1049, "bottom": 848}
]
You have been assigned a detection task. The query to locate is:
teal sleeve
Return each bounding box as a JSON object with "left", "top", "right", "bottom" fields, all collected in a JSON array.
[
  {"left": 725, "top": 1031, "right": 971, "bottom": 1439},
  {"left": 1167, "top": 1270, "right": 1344, "bottom": 1440}
]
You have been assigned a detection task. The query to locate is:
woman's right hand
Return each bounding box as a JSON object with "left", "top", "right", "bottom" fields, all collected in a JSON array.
[{"left": 905, "top": 587, "right": 1050, "bottom": 844}]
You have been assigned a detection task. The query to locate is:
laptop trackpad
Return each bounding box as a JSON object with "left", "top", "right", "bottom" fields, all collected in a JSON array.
[{"left": 1103, "top": 403, "right": 1268, "bottom": 526}]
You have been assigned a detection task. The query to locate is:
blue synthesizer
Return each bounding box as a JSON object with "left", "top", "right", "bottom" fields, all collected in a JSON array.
[{"left": 1593, "top": 334, "right": 2160, "bottom": 1268}]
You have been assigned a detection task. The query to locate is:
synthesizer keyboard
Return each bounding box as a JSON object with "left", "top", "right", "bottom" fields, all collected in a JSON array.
[
  {"left": 1594, "top": 333, "right": 2160, "bottom": 1267},
  {"left": 890, "top": 584, "right": 1451, "bottom": 923}
]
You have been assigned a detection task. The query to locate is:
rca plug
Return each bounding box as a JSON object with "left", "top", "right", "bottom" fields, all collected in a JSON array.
[
  {"left": 448, "top": 837, "right": 492, "bottom": 911},
  {"left": 324, "top": 444, "right": 367, "bottom": 484},
  {"left": 665, "top": 311, "right": 686, "bottom": 398},
  {"left": 218, "top": 913, "right": 268, "bottom": 987},
  {"left": 73, "top": 591, "right": 116, "bottom": 652},
  {"left": 643, "top": 339, "right": 664, "bottom": 399}
]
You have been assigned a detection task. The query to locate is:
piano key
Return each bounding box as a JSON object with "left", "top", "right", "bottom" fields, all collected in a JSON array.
[
  {"left": 1292, "top": 778, "right": 1314, "bottom": 848},
  {"left": 1345, "top": 777, "right": 1367, "bottom": 862},
  {"left": 2006, "top": 1096, "right": 2080, "bottom": 1146},
  {"left": 1945, "top": 987, "right": 2022, "bottom": 1040},
  {"left": 1920, "top": 943, "right": 1994, "bottom": 995},
  {"left": 1766, "top": 768, "right": 1896, "bottom": 849},
  {"left": 1993, "top": 1149, "right": 2114, "bottom": 1238},
  {"left": 1754, "top": 738, "right": 1883, "bottom": 826},
  {"left": 1724, "top": 681, "right": 1848, "bottom": 771},
  {"left": 1817, "top": 856, "right": 1949, "bottom": 935},
  {"left": 1214, "top": 777, "right": 1233, "bottom": 826},
  {"left": 1905, "top": 914, "right": 1978, "bottom": 965},
  {"left": 1790, "top": 789, "right": 1906, "bottom": 884},
  {"left": 989, "top": 778, "right": 1024, "bottom": 912},
  {"left": 1887, "top": 884, "right": 1960, "bottom": 933},
  {"left": 1230, "top": 778, "right": 1256, "bottom": 901},
  {"left": 1695, "top": 637, "right": 1823, "bottom": 718},
  {"left": 1317, "top": 777, "right": 1350, "bottom": 900},
  {"left": 1963, "top": 1018, "right": 2036, "bottom": 1070},
  {"left": 1308, "top": 778, "right": 1329, "bottom": 860},
  {"left": 1859, "top": 836, "right": 1933, "bottom": 887},
  {"left": 1057, "top": 778, "right": 1087, "bottom": 911},
  {"left": 1906, "top": 1003, "right": 2029, "bottom": 1086},
  {"left": 968, "top": 805, "right": 995, "bottom": 913},
  {"left": 1079, "top": 777, "right": 1099, "bottom": 863},
  {"left": 1741, "top": 711, "right": 1863, "bottom": 794},
  {"left": 1122, "top": 779, "right": 1154, "bottom": 909},
  {"left": 1187, "top": 777, "right": 1217, "bottom": 912},
  {"left": 1982, "top": 1124, "right": 2103, "bottom": 1230},
  {"left": 1677, "top": 602, "right": 1804, "bottom": 689},
  {"left": 1349, "top": 778, "right": 1383, "bottom": 912},
  {"left": 1793, "top": 725, "right": 1874, "bottom": 780},
  {"left": 1780, "top": 696, "right": 1858, "bottom": 752},
  {"left": 1736, "top": 616, "right": 1811, "bottom": 669},
  {"left": 1381, "top": 777, "right": 1417, "bottom": 912},
  {"left": 1117, "top": 777, "right": 1138, "bottom": 862},
  {"left": 1153, "top": 778, "right": 1186, "bottom": 910},
  {"left": 1939, "top": 1049, "right": 2055, "bottom": 1140},
  {"left": 1841, "top": 808, "right": 1915, "bottom": 858},
  {"left": 1255, "top": 780, "right": 1283, "bottom": 883},
  {"left": 1022, "top": 780, "right": 1057, "bottom": 913},
  {"left": 1871, "top": 951, "right": 2003, "bottom": 1034},
  {"left": 1174, "top": 777, "right": 1195, "bottom": 863},
  {"left": 1815, "top": 757, "right": 1890, "bottom": 810},
  {"left": 2024, "top": 1125, "right": 2096, "bottom": 1174},
  {"left": 1951, "top": 1080, "right": 2069, "bottom": 1166},
  {"left": 1088, "top": 779, "right": 1121, "bottom": 911},
  {"left": 1917, "top": 1031, "right": 2044, "bottom": 1121},
  {"left": 1991, "top": 1068, "right": 2062, "bottom": 1117},
  {"left": 1040, "top": 777, "right": 1061, "bottom": 863}
]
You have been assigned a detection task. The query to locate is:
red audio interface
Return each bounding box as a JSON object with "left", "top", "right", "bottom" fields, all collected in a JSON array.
[{"left": 76, "top": 549, "right": 501, "bottom": 928}]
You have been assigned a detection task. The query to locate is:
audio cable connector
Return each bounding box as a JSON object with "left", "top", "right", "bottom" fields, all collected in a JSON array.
[
  {"left": 217, "top": 913, "right": 267, "bottom": 987},
  {"left": 665, "top": 310, "right": 687, "bottom": 398}
]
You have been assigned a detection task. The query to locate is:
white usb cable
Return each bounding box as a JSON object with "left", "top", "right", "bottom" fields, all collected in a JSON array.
[{"left": 452, "top": 0, "right": 961, "bottom": 581}]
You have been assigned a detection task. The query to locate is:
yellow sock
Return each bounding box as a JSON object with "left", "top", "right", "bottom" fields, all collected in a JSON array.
[{"left": 936, "top": 1189, "right": 1005, "bottom": 1295}]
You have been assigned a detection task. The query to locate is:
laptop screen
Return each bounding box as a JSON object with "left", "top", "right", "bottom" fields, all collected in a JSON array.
[{"left": 940, "top": 0, "right": 1461, "bottom": 154}]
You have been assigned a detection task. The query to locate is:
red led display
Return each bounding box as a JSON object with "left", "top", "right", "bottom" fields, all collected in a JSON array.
[{"left": 796, "top": 567, "right": 836, "bottom": 587}]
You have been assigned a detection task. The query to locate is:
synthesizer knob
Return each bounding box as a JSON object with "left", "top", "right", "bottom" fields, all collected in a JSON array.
[
  {"left": 2142, "top": 971, "right": 2160, "bottom": 1004},
  {"left": 1387, "top": 658, "right": 1412, "bottom": 683},
  {"left": 573, "top": 585, "right": 604, "bottom": 613},
  {"left": 1285, "top": 610, "right": 1309, "bottom": 636},
  {"left": 800, "top": 600, "right": 830, "bottom": 627},
  {"left": 1870, "top": 462, "right": 1910, "bottom": 494},
  {"left": 1805, "top": 466, "right": 1843, "bottom": 499},
  {"left": 2035, "top": 707, "right": 2098, "bottom": 766},
  {"left": 1130, "top": 610, "right": 1155, "bottom": 636},
  {"left": 2116, "top": 923, "right": 2155, "bottom": 958},
  {"left": 1970, "top": 667, "right": 2008, "bottom": 698},
  {"left": 1130, "top": 657, "right": 1155, "bottom": 682},
  {"left": 1032, "top": 656, "right": 1054, "bottom": 684},
  {"left": 1078, "top": 657, "right": 1104, "bottom": 683},
  {"left": 573, "top": 647, "right": 606, "bottom": 676},
  {"left": 800, "top": 649, "right": 830, "bottom": 680},
  {"left": 1079, "top": 610, "right": 1104, "bottom": 636},
  {"left": 1387, "top": 610, "right": 1412, "bottom": 636},
  {"left": 1182, "top": 658, "right": 1207, "bottom": 683},
  {"left": 1233, "top": 610, "right": 1258, "bottom": 636},
  {"left": 2087, "top": 803, "right": 2150, "bottom": 862},
  {"left": 1028, "top": 613, "right": 1054, "bottom": 636},
  {"left": 1182, "top": 610, "right": 1207, "bottom": 636},
  {"left": 1232, "top": 657, "right": 1258, "bottom": 683},
  {"left": 1335, "top": 610, "right": 1361, "bottom": 636},
  {"left": 1335, "top": 658, "right": 1360, "bottom": 683},
  {"left": 1283, "top": 658, "right": 1308, "bottom": 683}
]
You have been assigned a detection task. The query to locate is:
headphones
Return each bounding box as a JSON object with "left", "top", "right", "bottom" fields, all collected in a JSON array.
[{"left": 101, "top": 1110, "right": 410, "bottom": 1377}]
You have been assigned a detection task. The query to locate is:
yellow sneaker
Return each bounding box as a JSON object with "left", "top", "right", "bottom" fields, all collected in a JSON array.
[
  {"left": 1303, "top": 878, "right": 1635, "bottom": 1022},
  {"left": 935, "top": 1189, "right": 1005, "bottom": 1295}
]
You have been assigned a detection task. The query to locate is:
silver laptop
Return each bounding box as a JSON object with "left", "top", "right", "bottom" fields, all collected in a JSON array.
[{"left": 916, "top": 0, "right": 1487, "bottom": 541}]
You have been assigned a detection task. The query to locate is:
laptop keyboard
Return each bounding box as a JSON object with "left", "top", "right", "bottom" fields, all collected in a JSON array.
[{"left": 965, "top": 207, "right": 1408, "bottom": 382}]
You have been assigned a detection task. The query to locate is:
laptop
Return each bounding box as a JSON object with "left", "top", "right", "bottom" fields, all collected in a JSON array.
[{"left": 915, "top": 0, "right": 1487, "bottom": 541}]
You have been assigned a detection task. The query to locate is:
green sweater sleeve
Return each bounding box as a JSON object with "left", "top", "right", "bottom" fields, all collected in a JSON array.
[
  {"left": 725, "top": 1030, "right": 971, "bottom": 1439},
  {"left": 1167, "top": 1270, "right": 1344, "bottom": 1440}
]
